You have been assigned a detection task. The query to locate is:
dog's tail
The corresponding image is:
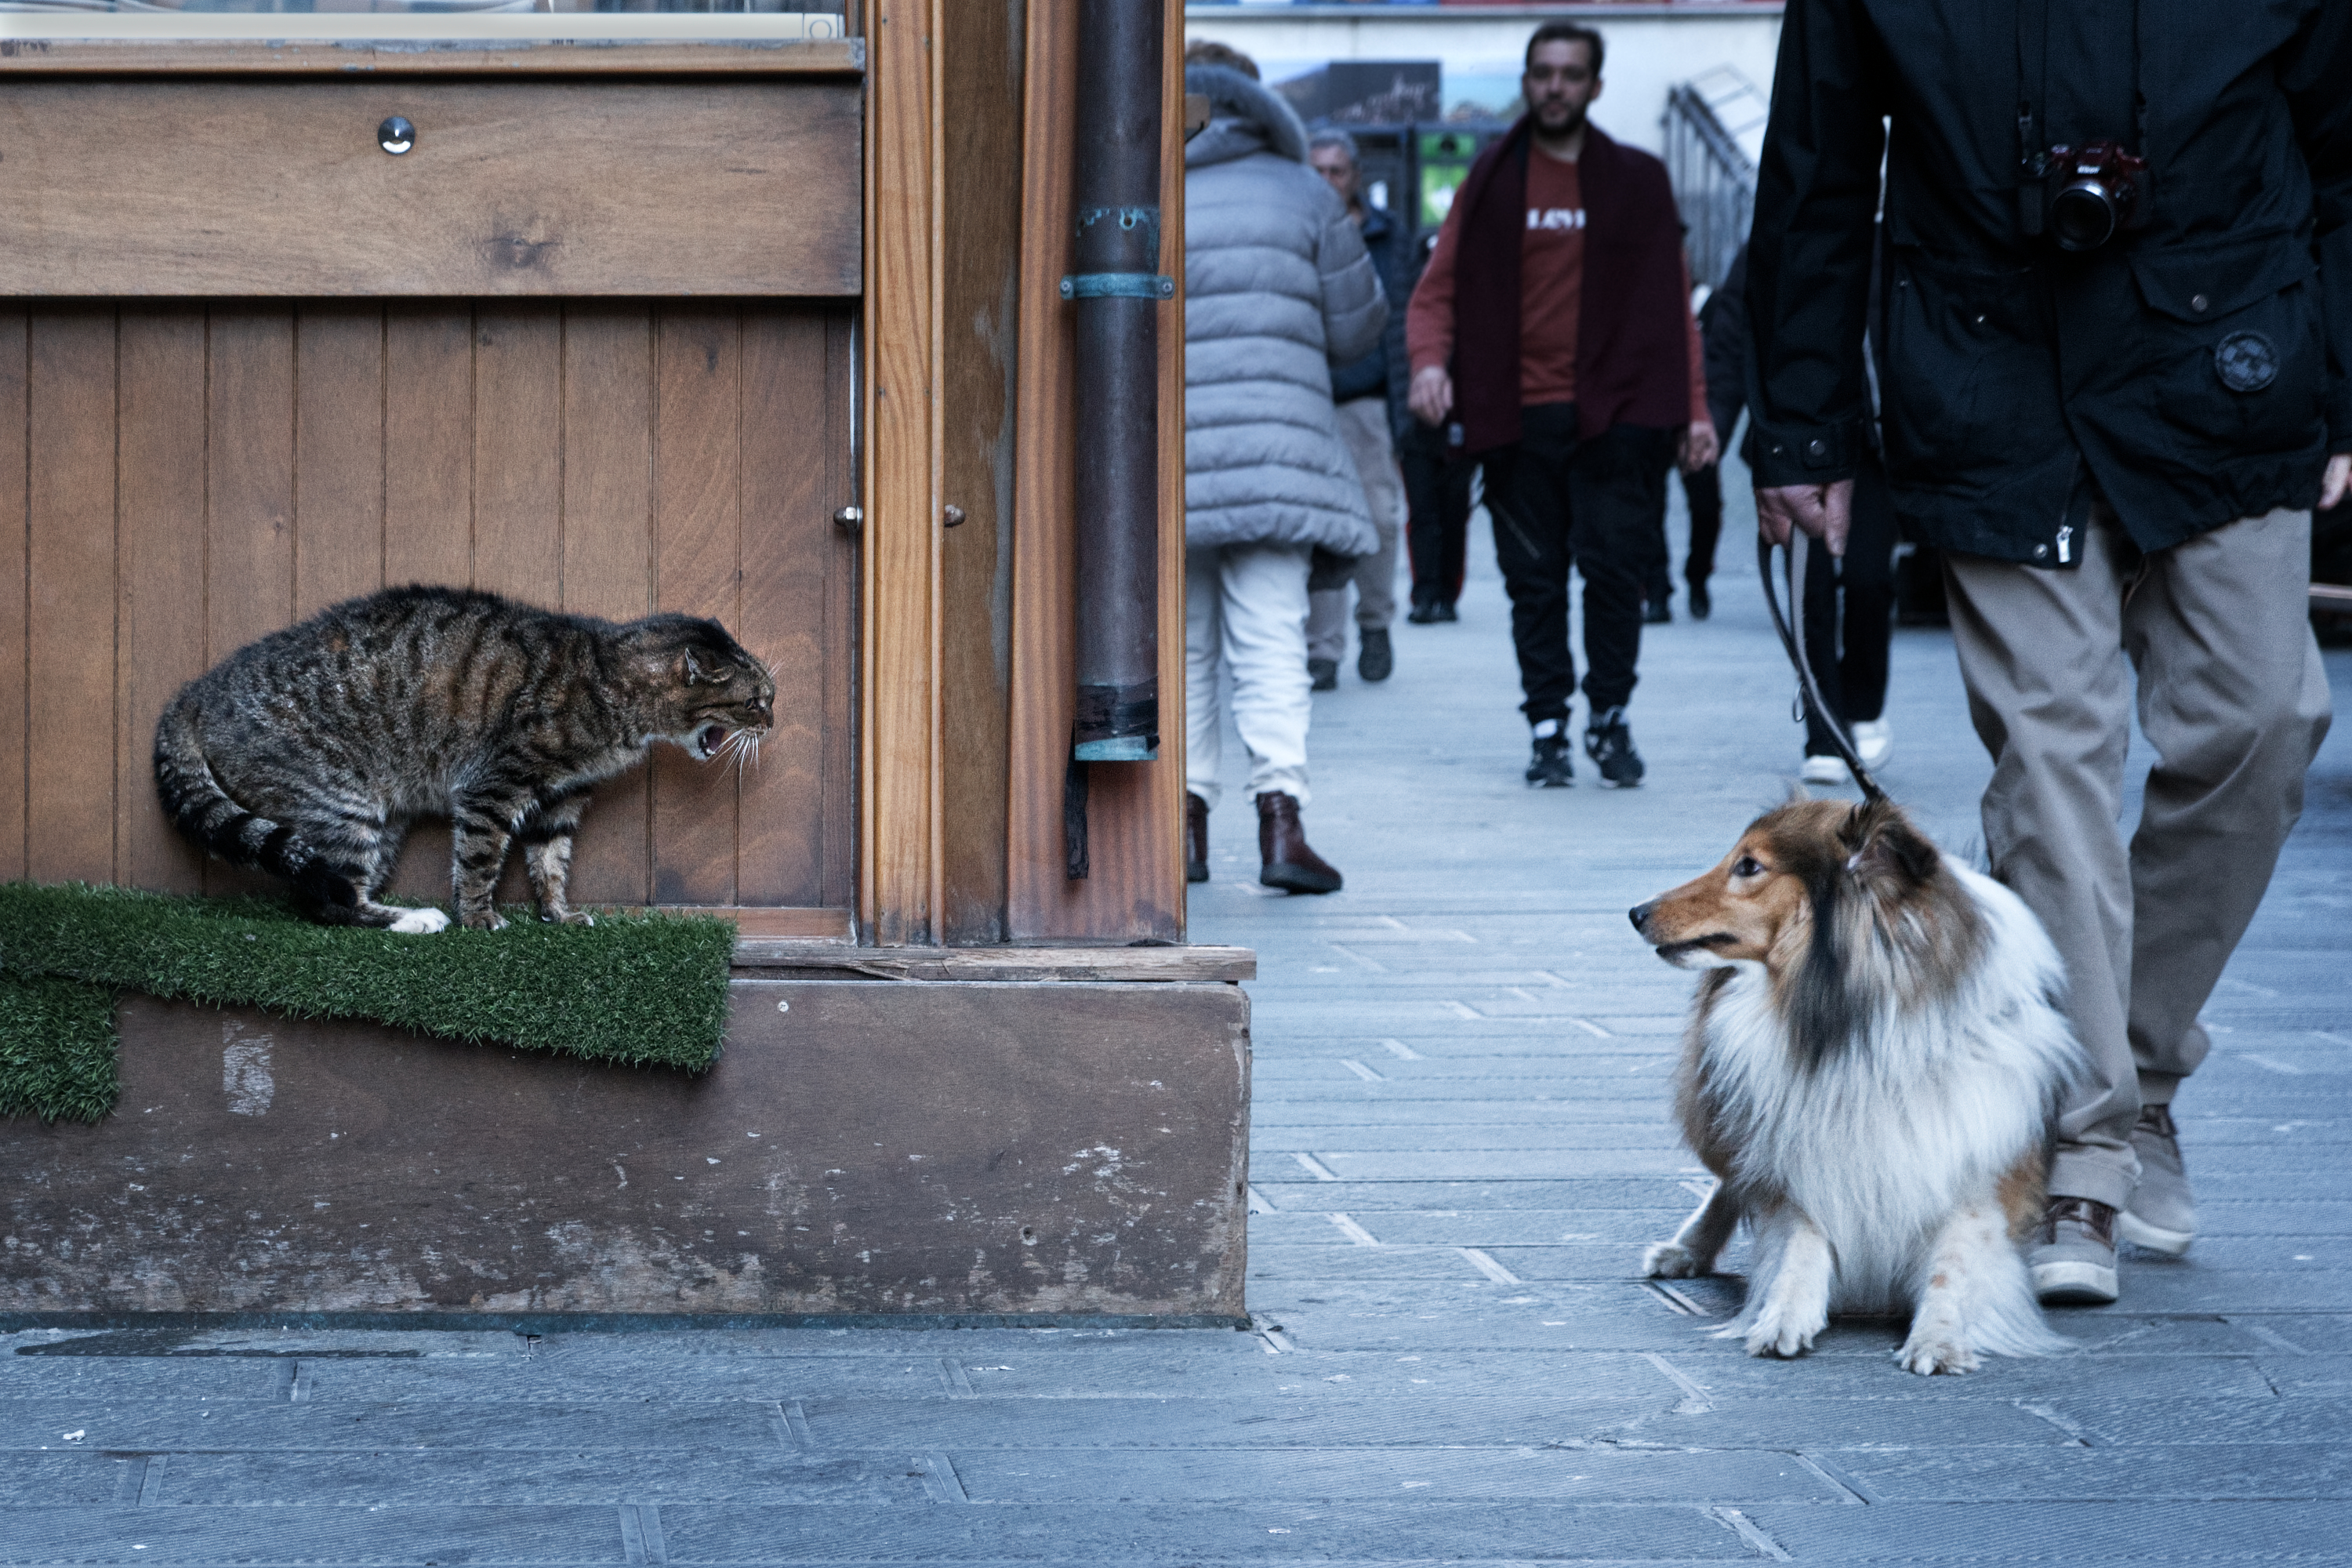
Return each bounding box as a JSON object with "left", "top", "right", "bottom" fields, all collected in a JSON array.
[{"left": 153, "top": 691, "right": 361, "bottom": 920}]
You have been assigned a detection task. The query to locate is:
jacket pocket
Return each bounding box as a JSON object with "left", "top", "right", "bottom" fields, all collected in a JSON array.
[
  {"left": 2126, "top": 231, "right": 2325, "bottom": 463},
  {"left": 1879, "top": 251, "right": 2063, "bottom": 492}
]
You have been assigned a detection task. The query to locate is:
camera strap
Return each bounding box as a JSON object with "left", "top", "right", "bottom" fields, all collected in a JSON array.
[
  {"left": 2016, "top": 0, "right": 2053, "bottom": 235},
  {"left": 1757, "top": 530, "right": 1888, "bottom": 805}
]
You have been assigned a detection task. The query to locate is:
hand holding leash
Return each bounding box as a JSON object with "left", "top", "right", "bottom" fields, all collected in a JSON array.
[{"left": 1755, "top": 479, "right": 1853, "bottom": 555}]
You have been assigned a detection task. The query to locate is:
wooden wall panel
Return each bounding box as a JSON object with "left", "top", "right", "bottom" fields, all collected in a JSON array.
[
  {"left": 201, "top": 310, "right": 298, "bottom": 899},
  {"left": 0, "top": 81, "right": 863, "bottom": 299},
  {"left": 13, "top": 301, "right": 852, "bottom": 917},
  {"left": 293, "top": 309, "right": 387, "bottom": 618},
  {"left": 0, "top": 315, "right": 26, "bottom": 884},
  {"left": 560, "top": 307, "right": 655, "bottom": 908},
  {"left": 114, "top": 311, "right": 209, "bottom": 895},
  {"left": 649, "top": 306, "right": 745, "bottom": 908},
  {"left": 25, "top": 312, "right": 118, "bottom": 886},
  {"left": 1004, "top": 0, "right": 1187, "bottom": 942},
  {"left": 860, "top": 0, "right": 945, "bottom": 946},
  {"left": 383, "top": 308, "right": 476, "bottom": 590},
  {"left": 471, "top": 308, "right": 564, "bottom": 608},
  {"left": 738, "top": 310, "right": 842, "bottom": 909},
  {"left": 935, "top": 0, "right": 1025, "bottom": 944}
]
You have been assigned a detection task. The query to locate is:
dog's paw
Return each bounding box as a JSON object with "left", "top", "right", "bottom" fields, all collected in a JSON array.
[
  {"left": 387, "top": 907, "right": 452, "bottom": 935},
  {"left": 1642, "top": 1241, "right": 1707, "bottom": 1279},
  {"left": 1742, "top": 1304, "right": 1825, "bottom": 1359},
  {"left": 1896, "top": 1333, "right": 1980, "bottom": 1376}
]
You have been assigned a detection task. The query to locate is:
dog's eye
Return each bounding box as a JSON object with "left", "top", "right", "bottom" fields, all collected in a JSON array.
[{"left": 1732, "top": 855, "right": 1765, "bottom": 879}]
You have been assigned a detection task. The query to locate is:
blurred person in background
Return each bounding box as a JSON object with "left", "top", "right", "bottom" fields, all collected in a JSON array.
[
  {"left": 1182, "top": 42, "right": 1386, "bottom": 894},
  {"left": 1406, "top": 20, "right": 1715, "bottom": 789},
  {"left": 1305, "top": 129, "right": 1413, "bottom": 690}
]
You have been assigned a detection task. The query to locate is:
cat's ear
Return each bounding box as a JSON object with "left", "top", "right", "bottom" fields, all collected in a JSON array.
[{"left": 682, "top": 648, "right": 710, "bottom": 685}]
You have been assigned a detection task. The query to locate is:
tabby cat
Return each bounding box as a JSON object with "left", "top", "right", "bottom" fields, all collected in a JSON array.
[{"left": 154, "top": 586, "right": 775, "bottom": 932}]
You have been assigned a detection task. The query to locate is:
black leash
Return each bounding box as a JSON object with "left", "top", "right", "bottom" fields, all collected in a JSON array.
[{"left": 1757, "top": 529, "right": 1889, "bottom": 804}]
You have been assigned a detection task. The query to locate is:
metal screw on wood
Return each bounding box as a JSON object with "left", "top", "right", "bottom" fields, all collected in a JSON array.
[{"left": 833, "top": 506, "right": 863, "bottom": 533}]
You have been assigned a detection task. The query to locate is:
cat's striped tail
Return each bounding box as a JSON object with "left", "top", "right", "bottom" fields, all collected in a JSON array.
[{"left": 151, "top": 692, "right": 361, "bottom": 919}]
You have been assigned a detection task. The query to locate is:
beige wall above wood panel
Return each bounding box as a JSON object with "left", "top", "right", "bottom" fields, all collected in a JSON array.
[
  {"left": 0, "top": 82, "right": 862, "bottom": 297},
  {"left": 0, "top": 302, "right": 854, "bottom": 916}
]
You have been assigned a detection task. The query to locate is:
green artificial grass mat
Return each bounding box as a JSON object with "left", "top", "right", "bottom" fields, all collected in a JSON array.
[
  {"left": 0, "top": 974, "right": 120, "bottom": 1124},
  {"left": 1, "top": 882, "right": 736, "bottom": 1123}
]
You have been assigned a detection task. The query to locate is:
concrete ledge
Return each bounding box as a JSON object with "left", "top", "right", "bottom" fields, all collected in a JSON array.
[{"left": 1, "top": 979, "right": 1250, "bottom": 1320}]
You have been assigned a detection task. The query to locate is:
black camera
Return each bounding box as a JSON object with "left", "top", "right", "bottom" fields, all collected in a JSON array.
[{"left": 2027, "top": 140, "right": 2152, "bottom": 252}]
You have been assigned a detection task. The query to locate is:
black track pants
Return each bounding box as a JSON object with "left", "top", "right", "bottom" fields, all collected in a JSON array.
[{"left": 1483, "top": 404, "right": 1672, "bottom": 724}]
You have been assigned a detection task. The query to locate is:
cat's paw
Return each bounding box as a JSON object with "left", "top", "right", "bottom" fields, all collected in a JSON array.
[
  {"left": 460, "top": 910, "right": 510, "bottom": 932},
  {"left": 388, "top": 908, "right": 452, "bottom": 935},
  {"left": 539, "top": 909, "right": 596, "bottom": 927},
  {"left": 1642, "top": 1241, "right": 1708, "bottom": 1279}
]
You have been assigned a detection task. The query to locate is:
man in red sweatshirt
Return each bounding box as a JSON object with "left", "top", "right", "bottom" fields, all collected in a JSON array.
[{"left": 1408, "top": 22, "right": 1714, "bottom": 788}]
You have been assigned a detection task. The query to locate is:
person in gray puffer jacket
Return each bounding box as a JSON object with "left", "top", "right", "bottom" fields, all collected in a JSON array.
[{"left": 1182, "top": 46, "right": 1386, "bottom": 896}]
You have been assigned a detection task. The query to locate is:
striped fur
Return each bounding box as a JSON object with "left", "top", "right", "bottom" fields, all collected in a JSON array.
[{"left": 154, "top": 585, "right": 775, "bottom": 931}]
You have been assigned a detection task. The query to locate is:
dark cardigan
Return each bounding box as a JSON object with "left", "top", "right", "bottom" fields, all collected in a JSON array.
[{"left": 1449, "top": 118, "right": 1695, "bottom": 455}]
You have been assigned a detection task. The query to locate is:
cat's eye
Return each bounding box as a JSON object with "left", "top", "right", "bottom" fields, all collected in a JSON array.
[{"left": 1732, "top": 855, "right": 1765, "bottom": 879}]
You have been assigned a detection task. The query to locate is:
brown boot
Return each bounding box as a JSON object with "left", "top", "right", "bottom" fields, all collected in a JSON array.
[
  {"left": 1255, "top": 791, "right": 1342, "bottom": 894},
  {"left": 1185, "top": 792, "right": 1210, "bottom": 884}
]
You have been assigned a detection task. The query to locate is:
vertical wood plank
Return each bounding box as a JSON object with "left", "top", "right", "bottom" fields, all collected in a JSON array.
[
  {"left": 471, "top": 306, "right": 563, "bottom": 608},
  {"left": 1006, "top": 0, "right": 1185, "bottom": 942},
  {"left": 204, "top": 307, "right": 298, "bottom": 898},
  {"left": 0, "top": 314, "right": 27, "bottom": 884},
  {"left": 560, "top": 305, "right": 655, "bottom": 907},
  {"left": 648, "top": 305, "right": 743, "bottom": 907},
  {"left": 737, "top": 308, "right": 833, "bottom": 908},
  {"left": 383, "top": 307, "right": 475, "bottom": 590},
  {"left": 1006, "top": 0, "right": 1080, "bottom": 936},
  {"left": 471, "top": 307, "right": 562, "bottom": 907},
  {"left": 115, "top": 309, "right": 209, "bottom": 894},
  {"left": 293, "top": 306, "right": 387, "bottom": 617},
  {"left": 821, "top": 310, "right": 857, "bottom": 913},
  {"left": 862, "top": 0, "right": 944, "bottom": 943},
  {"left": 935, "top": 0, "right": 1025, "bottom": 942},
  {"left": 25, "top": 310, "right": 118, "bottom": 885}
]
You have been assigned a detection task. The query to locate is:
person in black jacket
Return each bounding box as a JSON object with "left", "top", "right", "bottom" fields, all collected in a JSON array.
[
  {"left": 1746, "top": 0, "right": 2350, "bottom": 1308},
  {"left": 1305, "top": 129, "right": 1413, "bottom": 688}
]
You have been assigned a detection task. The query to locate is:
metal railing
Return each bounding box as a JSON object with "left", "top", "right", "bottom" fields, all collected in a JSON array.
[{"left": 1663, "top": 78, "right": 1759, "bottom": 294}]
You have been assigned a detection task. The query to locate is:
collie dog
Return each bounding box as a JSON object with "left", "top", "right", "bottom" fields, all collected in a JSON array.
[{"left": 1629, "top": 797, "right": 2083, "bottom": 1374}]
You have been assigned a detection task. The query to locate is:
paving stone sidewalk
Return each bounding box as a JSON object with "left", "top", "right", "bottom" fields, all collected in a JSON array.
[{"left": 7, "top": 485, "right": 2350, "bottom": 1563}]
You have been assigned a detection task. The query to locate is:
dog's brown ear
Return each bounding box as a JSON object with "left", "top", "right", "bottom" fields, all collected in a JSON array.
[{"left": 1842, "top": 800, "right": 1940, "bottom": 887}]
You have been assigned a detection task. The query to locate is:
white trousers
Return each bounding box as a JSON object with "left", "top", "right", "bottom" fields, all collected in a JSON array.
[{"left": 1185, "top": 541, "right": 1313, "bottom": 811}]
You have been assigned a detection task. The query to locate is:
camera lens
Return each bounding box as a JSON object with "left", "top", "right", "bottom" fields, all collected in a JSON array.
[{"left": 2052, "top": 180, "right": 2118, "bottom": 251}]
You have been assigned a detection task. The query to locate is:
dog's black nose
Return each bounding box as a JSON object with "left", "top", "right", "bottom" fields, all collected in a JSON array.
[{"left": 1628, "top": 902, "right": 1652, "bottom": 931}]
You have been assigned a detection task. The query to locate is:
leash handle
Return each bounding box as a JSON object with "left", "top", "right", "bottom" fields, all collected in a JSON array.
[{"left": 1757, "top": 528, "right": 1889, "bottom": 804}]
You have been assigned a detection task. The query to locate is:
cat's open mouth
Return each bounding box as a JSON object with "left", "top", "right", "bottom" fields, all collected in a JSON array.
[{"left": 694, "top": 724, "right": 730, "bottom": 760}]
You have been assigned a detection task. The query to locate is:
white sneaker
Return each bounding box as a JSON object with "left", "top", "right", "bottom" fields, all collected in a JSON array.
[
  {"left": 1852, "top": 719, "right": 1893, "bottom": 768},
  {"left": 1800, "top": 753, "right": 1846, "bottom": 786}
]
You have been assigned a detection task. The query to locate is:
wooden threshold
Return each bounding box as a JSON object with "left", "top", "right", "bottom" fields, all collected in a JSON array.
[
  {"left": 0, "top": 38, "right": 865, "bottom": 78},
  {"left": 731, "top": 942, "right": 1257, "bottom": 983}
]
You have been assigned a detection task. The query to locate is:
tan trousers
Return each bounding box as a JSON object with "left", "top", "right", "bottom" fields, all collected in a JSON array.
[
  {"left": 1944, "top": 506, "right": 2332, "bottom": 1210},
  {"left": 1307, "top": 397, "right": 1405, "bottom": 662}
]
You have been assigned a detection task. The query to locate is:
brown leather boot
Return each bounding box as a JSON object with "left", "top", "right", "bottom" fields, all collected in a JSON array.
[
  {"left": 1255, "top": 791, "right": 1342, "bottom": 894},
  {"left": 1185, "top": 792, "right": 1210, "bottom": 884}
]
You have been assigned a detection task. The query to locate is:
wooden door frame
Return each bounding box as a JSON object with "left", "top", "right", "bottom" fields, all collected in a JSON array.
[{"left": 860, "top": 0, "right": 1189, "bottom": 948}]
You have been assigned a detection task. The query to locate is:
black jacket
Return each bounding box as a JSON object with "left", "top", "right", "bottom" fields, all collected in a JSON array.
[
  {"left": 1330, "top": 204, "right": 1413, "bottom": 439},
  {"left": 1701, "top": 243, "right": 1750, "bottom": 444},
  {"left": 1745, "top": 0, "right": 2352, "bottom": 565}
]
